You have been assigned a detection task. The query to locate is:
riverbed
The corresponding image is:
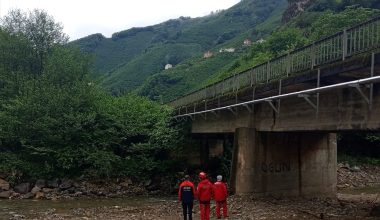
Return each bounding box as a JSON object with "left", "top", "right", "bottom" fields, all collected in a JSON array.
[
  {"left": 0, "top": 197, "right": 173, "bottom": 220},
  {"left": 1, "top": 187, "right": 379, "bottom": 220}
]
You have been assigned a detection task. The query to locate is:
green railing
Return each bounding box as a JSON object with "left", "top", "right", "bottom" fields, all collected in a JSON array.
[{"left": 169, "top": 16, "right": 380, "bottom": 109}]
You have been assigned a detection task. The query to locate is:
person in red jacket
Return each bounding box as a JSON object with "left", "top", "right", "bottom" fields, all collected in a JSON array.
[
  {"left": 178, "top": 175, "right": 196, "bottom": 220},
  {"left": 196, "top": 171, "right": 213, "bottom": 220},
  {"left": 213, "top": 175, "right": 228, "bottom": 219}
]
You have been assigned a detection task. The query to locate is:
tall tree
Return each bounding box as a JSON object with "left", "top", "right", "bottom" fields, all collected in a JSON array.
[{"left": 0, "top": 9, "right": 69, "bottom": 74}]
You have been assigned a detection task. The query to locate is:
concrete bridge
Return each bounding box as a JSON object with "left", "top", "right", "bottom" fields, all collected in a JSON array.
[{"left": 169, "top": 17, "right": 380, "bottom": 197}]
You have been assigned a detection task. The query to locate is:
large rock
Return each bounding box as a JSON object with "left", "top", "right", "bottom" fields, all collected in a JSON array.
[
  {"left": 31, "top": 186, "right": 41, "bottom": 194},
  {"left": 0, "top": 178, "right": 10, "bottom": 191},
  {"left": 282, "top": 0, "right": 315, "bottom": 23},
  {"left": 14, "top": 183, "right": 31, "bottom": 194},
  {"left": 35, "top": 179, "right": 46, "bottom": 188},
  {"left": 42, "top": 188, "right": 54, "bottom": 193},
  {"left": 0, "top": 190, "right": 12, "bottom": 199},
  {"left": 120, "top": 178, "right": 133, "bottom": 188},
  {"left": 47, "top": 179, "right": 60, "bottom": 188},
  {"left": 22, "top": 192, "right": 34, "bottom": 199},
  {"left": 35, "top": 191, "right": 45, "bottom": 199},
  {"left": 59, "top": 179, "right": 73, "bottom": 190}
]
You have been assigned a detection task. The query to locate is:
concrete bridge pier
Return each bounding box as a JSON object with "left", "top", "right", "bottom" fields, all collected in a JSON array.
[{"left": 230, "top": 128, "right": 337, "bottom": 197}]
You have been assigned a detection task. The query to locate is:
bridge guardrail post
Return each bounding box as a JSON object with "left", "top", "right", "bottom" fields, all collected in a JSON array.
[
  {"left": 342, "top": 28, "right": 348, "bottom": 61},
  {"left": 267, "top": 61, "right": 270, "bottom": 83},
  {"left": 286, "top": 53, "right": 290, "bottom": 77},
  {"left": 311, "top": 44, "right": 316, "bottom": 70}
]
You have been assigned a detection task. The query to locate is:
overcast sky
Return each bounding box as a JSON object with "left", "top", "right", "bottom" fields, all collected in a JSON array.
[{"left": 0, "top": 0, "right": 240, "bottom": 40}]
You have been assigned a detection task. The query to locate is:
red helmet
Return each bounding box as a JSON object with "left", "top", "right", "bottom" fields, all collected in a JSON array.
[{"left": 199, "top": 172, "right": 206, "bottom": 179}]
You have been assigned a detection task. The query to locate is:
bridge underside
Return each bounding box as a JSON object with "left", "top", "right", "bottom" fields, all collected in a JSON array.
[
  {"left": 191, "top": 52, "right": 380, "bottom": 133},
  {"left": 188, "top": 52, "right": 380, "bottom": 197}
]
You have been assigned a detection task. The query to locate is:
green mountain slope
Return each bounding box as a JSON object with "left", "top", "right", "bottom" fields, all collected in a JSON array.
[
  {"left": 139, "top": 0, "right": 380, "bottom": 102},
  {"left": 71, "top": 0, "right": 288, "bottom": 93},
  {"left": 137, "top": 0, "right": 288, "bottom": 102}
]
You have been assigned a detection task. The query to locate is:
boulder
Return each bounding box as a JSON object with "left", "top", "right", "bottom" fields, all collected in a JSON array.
[
  {"left": 47, "top": 179, "right": 60, "bottom": 188},
  {"left": 21, "top": 192, "right": 34, "bottom": 199},
  {"left": 0, "top": 190, "right": 12, "bottom": 199},
  {"left": 120, "top": 178, "right": 133, "bottom": 188},
  {"left": 10, "top": 214, "right": 25, "bottom": 219},
  {"left": 144, "top": 179, "right": 152, "bottom": 187},
  {"left": 59, "top": 179, "right": 73, "bottom": 190},
  {"left": 0, "top": 178, "right": 10, "bottom": 191},
  {"left": 73, "top": 191, "right": 83, "bottom": 197},
  {"left": 14, "top": 183, "right": 31, "bottom": 194},
  {"left": 35, "top": 191, "right": 45, "bottom": 199},
  {"left": 0, "top": 173, "right": 6, "bottom": 179},
  {"left": 10, "top": 192, "right": 20, "bottom": 199},
  {"left": 350, "top": 166, "right": 361, "bottom": 172},
  {"left": 35, "top": 179, "right": 46, "bottom": 188},
  {"left": 42, "top": 188, "right": 54, "bottom": 193},
  {"left": 31, "top": 186, "right": 41, "bottom": 194}
]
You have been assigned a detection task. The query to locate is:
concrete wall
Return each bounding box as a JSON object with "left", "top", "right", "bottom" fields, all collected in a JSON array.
[{"left": 231, "top": 128, "right": 337, "bottom": 197}]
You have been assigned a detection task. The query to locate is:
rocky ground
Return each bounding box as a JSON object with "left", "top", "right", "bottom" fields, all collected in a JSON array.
[
  {"left": 9, "top": 193, "right": 379, "bottom": 220},
  {"left": 337, "top": 163, "right": 380, "bottom": 189},
  {"left": 1, "top": 163, "right": 380, "bottom": 219}
]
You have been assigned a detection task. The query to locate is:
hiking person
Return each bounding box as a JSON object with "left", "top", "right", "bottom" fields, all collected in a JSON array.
[
  {"left": 178, "top": 175, "right": 196, "bottom": 220},
  {"left": 213, "top": 175, "right": 228, "bottom": 219},
  {"left": 196, "top": 172, "right": 213, "bottom": 220}
]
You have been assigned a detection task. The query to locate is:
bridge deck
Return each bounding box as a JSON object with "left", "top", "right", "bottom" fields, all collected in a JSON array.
[{"left": 170, "top": 16, "right": 380, "bottom": 117}]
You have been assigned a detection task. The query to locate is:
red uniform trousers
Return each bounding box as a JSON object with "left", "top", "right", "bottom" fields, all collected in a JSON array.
[
  {"left": 199, "top": 202, "right": 210, "bottom": 220},
  {"left": 216, "top": 200, "right": 228, "bottom": 218}
]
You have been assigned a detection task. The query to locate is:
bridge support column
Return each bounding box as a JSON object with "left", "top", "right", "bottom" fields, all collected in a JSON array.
[
  {"left": 230, "top": 128, "right": 257, "bottom": 194},
  {"left": 231, "top": 128, "right": 337, "bottom": 197}
]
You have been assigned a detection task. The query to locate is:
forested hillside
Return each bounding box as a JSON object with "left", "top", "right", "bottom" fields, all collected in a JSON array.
[
  {"left": 139, "top": 0, "right": 380, "bottom": 102},
  {"left": 73, "top": 0, "right": 380, "bottom": 103},
  {"left": 71, "top": 0, "right": 288, "bottom": 94}
]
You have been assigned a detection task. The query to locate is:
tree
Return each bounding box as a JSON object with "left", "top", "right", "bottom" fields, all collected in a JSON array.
[
  {"left": 310, "top": 7, "right": 379, "bottom": 40},
  {"left": 0, "top": 9, "right": 69, "bottom": 74}
]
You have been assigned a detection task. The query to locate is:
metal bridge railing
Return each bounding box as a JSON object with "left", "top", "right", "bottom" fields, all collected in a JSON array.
[{"left": 169, "top": 16, "right": 380, "bottom": 109}]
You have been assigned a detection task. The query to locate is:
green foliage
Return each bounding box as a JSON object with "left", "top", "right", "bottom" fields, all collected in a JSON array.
[
  {"left": 310, "top": 0, "right": 380, "bottom": 11},
  {"left": 338, "top": 154, "right": 380, "bottom": 166},
  {"left": 103, "top": 43, "right": 202, "bottom": 93},
  {"left": 338, "top": 133, "right": 380, "bottom": 161},
  {"left": 205, "top": 27, "right": 308, "bottom": 84},
  {"left": 0, "top": 13, "right": 184, "bottom": 182},
  {"left": 193, "top": 6, "right": 378, "bottom": 93},
  {"left": 1, "top": 9, "right": 69, "bottom": 74},
  {"left": 137, "top": 53, "right": 241, "bottom": 102},
  {"left": 309, "top": 7, "right": 379, "bottom": 40},
  {"left": 267, "top": 28, "right": 309, "bottom": 55}
]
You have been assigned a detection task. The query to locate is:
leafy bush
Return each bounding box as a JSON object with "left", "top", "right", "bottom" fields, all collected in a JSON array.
[{"left": 0, "top": 10, "right": 185, "bottom": 182}]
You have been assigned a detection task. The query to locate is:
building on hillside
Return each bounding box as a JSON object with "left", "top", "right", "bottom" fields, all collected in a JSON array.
[
  {"left": 203, "top": 51, "right": 213, "bottom": 59},
  {"left": 219, "top": 48, "right": 235, "bottom": 53},
  {"left": 243, "top": 38, "right": 252, "bottom": 46},
  {"left": 165, "top": 64, "right": 173, "bottom": 70},
  {"left": 256, "top": 38, "right": 265, "bottom": 44}
]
